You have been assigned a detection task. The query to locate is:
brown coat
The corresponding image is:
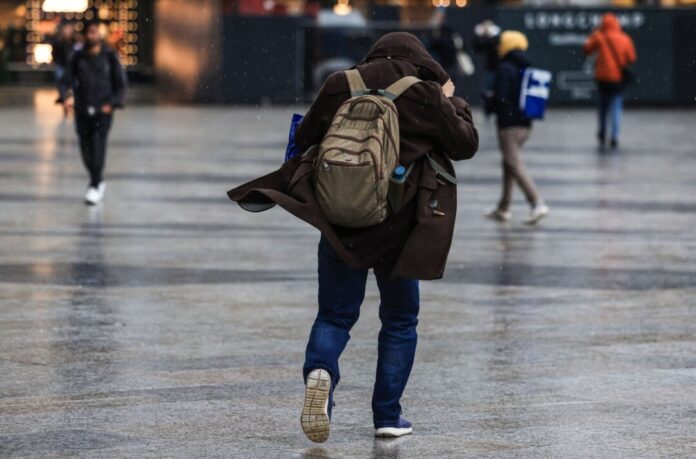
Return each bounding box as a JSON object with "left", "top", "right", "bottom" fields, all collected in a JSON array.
[{"left": 227, "top": 33, "right": 479, "bottom": 280}]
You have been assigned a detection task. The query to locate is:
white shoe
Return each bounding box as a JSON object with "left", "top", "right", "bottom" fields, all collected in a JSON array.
[
  {"left": 485, "top": 208, "right": 511, "bottom": 222},
  {"left": 84, "top": 186, "right": 101, "bottom": 205},
  {"left": 301, "top": 369, "right": 331, "bottom": 443},
  {"left": 97, "top": 182, "right": 106, "bottom": 200},
  {"left": 375, "top": 417, "right": 413, "bottom": 438},
  {"left": 525, "top": 204, "right": 549, "bottom": 225}
]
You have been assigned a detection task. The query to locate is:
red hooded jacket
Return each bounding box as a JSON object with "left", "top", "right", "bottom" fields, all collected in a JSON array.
[{"left": 584, "top": 14, "right": 637, "bottom": 83}]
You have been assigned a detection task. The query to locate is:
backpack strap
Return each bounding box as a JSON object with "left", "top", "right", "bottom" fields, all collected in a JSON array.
[
  {"left": 383, "top": 76, "right": 422, "bottom": 101},
  {"left": 345, "top": 69, "right": 367, "bottom": 97},
  {"left": 345, "top": 70, "right": 422, "bottom": 100}
]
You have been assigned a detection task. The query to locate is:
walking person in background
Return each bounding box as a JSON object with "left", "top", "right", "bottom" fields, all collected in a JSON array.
[
  {"left": 51, "top": 22, "right": 75, "bottom": 118},
  {"left": 584, "top": 13, "right": 637, "bottom": 150},
  {"left": 58, "top": 20, "right": 127, "bottom": 205},
  {"left": 52, "top": 21, "right": 77, "bottom": 118},
  {"left": 484, "top": 31, "right": 548, "bottom": 225},
  {"left": 472, "top": 19, "right": 501, "bottom": 116}
]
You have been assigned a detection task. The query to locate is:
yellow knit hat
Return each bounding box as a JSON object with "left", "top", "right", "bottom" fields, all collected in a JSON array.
[{"left": 498, "top": 30, "right": 529, "bottom": 58}]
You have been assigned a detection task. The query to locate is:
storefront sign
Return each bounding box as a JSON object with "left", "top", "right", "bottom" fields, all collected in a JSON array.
[{"left": 497, "top": 8, "right": 673, "bottom": 103}]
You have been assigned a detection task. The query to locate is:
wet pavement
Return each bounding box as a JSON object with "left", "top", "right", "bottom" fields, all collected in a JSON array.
[{"left": 1, "top": 91, "right": 695, "bottom": 457}]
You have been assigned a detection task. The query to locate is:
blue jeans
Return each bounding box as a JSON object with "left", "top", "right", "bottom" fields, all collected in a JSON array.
[
  {"left": 303, "top": 237, "right": 420, "bottom": 427},
  {"left": 598, "top": 82, "right": 623, "bottom": 141}
]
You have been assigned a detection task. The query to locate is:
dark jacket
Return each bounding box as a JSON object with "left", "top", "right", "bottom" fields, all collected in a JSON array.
[
  {"left": 472, "top": 34, "right": 500, "bottom": 72},
  {"left": 227, "top": 32, "right": 479, "bottom": 280},
  {"left": 489, "top": 50, "right": 531, "bottom": 129},
  {"left": 59, "top": 45, "right": 127, "bottom": 115}
]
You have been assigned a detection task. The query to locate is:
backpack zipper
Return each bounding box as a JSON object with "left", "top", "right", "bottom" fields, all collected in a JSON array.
[
  {"left": 323, "top": 159, "right": 371, "bottom": 169},
  {"left": 320, "top": 147, "right": 381, "bottom": 180}
]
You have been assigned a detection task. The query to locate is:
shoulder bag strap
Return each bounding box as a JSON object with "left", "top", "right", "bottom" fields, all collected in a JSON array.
[
  {"left": 602, "top": 32, "right": 624, "bottom": 71},
  {"left": 426, "top": 154, "right": 457, "bottom": 185}
]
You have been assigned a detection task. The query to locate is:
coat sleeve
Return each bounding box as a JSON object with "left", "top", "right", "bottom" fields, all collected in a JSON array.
[
  {"left": 57, "top": 52, "right": 78, "bottom": 103},
  {"left": 109, "top": 51, "right": 128, "bottom": 108},
  {"left": 583, "top": 33, "right": 598, "bottom": 55},
  {"left": 434, "top": 93, "right": 479, "bottom": 161},
  {"left": 625, "top": 35, "right": 637, "bottom": 64}
]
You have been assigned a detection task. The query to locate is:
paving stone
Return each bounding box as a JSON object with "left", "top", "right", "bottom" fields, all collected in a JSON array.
[{"left": 0, "top": 92, "right": 695, "bottom": 457}]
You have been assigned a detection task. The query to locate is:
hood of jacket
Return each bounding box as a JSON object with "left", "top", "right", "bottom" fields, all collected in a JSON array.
[
  {"left": 360, "top": 32, "right": 450, "bottom": 85},
  {"left": 601, "top": 13, "right": 622, "bottom": 32}
]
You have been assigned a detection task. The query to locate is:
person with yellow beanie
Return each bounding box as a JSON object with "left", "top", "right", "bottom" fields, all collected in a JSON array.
[
  {"left": 484, "top": 30, "right": 548, "bottom": 225},
  {"left": 497, "top": 30, "right": 528, "bottom": 60}
]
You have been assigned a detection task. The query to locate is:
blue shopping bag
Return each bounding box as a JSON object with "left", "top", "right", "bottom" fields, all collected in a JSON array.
[
  {"left": 284, "top": 113, "right": 305, "bottom": 162},
  {"left": 519, "top": 68, "right": 552, "bottom": 120}
]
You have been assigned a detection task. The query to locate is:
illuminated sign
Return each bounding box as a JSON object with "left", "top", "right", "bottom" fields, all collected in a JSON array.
[
  {"left": 26, "top": 0, "right": 140, "bottom": 67},
  {"left": 41, "top": 0, "right": 89, "bottom": 13},
  {"left": 523, "top": 11, "right": 646, "bottom": 31},
  {"left": 32, "top": 43, "right": 53, "bottom": 64}
]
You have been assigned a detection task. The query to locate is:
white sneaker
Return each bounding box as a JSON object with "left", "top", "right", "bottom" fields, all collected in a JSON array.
[
  {"left": 525, "top": 204, "right": 549, "bottom": 225},
  {"left": 485, "top": 208, "right": 511, "bottom": 222},
  {"left": 84, "top": 186, "right": 101, "bottom": 205},
  {"left": 375, "top": 417, "right": 413, "bottom": 438},
  {"left": 97, "top": 182, "right": 106, "bottom": 201}
]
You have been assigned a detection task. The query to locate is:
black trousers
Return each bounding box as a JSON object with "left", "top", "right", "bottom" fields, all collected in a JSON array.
[{"left": 76, "top": 113, "right": 113, "bottom": 187}]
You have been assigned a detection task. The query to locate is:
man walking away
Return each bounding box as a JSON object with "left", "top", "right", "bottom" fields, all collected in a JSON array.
[
  {"left": 484, "top": 31, "right": 548, "bottom": 225},
  {"left": 584, "top": 13, "right": 637, "bottom": 149},
  {"left": 227, "top": 32, "right": 478, "bottom": 442},
  {"left": 472, "top": 19, "right": 501, "bottom": 104},
  {"left": 59, "top": 20, "right": 127, "bottom": 205}
]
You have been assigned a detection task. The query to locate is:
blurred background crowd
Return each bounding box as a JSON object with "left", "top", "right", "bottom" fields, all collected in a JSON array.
[{"left": 0, "top": 0, "right": 694, "bottom": 107}]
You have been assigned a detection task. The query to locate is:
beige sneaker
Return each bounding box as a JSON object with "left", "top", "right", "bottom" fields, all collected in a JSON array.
[
  {"left": 485, "top": 208, "right": 511, "bottom": 222},
  {"left": 301, "top": 369, "right": 332, "bottom": 443}
]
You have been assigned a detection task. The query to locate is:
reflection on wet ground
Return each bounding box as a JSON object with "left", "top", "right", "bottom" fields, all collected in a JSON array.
[
  {"left": 1, "top": 262, "right": 695, "bottom": 291},
  {"left": 1, "top": 103, "right": 695, "bottom": 457}
]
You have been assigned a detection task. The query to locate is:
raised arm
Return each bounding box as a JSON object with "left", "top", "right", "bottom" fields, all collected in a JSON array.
[{"left": 435, "top": 93, "right": 479, "bottom": 161}]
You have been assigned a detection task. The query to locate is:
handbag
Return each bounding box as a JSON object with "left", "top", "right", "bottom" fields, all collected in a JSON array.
[{"left": 602, "top": 33, "right": 636, "bottom": 88}]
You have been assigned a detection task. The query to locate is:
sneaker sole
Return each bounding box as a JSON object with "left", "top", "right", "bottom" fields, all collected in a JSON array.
[
  {"left": 375, "top": 426, "right": 413, "bottom": 438},
  {"left": 487, "top": 215, "right": 510, "bottom": 222},
  {"left": 485, "top": 213, "right": 510, "bottom": 222},
  {"left": 301, "top": 369, "right": 331, "bottom": 443}
]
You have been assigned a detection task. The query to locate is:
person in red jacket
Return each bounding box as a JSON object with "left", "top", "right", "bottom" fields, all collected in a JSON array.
[{"left": 584, "top": 13, "right": 637, "bottom": 149}]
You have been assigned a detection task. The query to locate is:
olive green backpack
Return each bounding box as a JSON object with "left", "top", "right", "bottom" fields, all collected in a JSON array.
[{"left": 314, "top": 69, "right": 421, "bottom": 228}]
